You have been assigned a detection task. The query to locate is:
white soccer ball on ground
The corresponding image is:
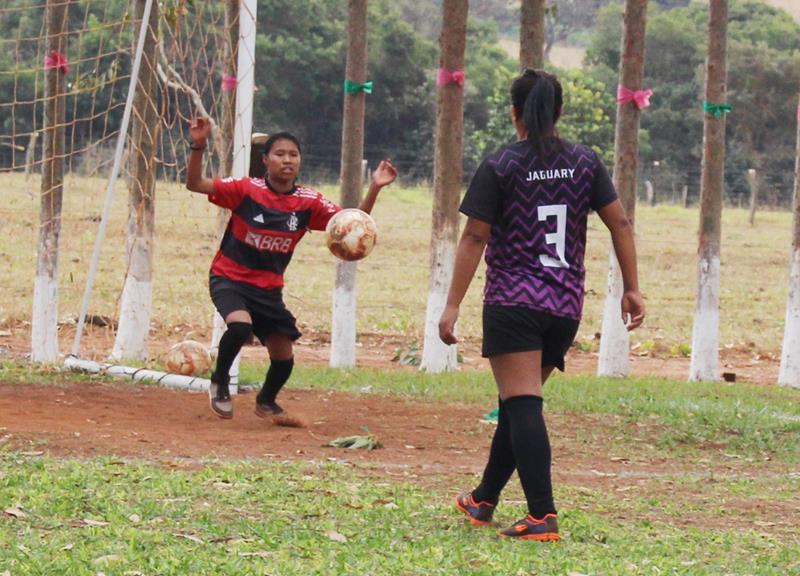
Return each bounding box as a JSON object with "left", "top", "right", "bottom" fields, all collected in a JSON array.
[
  {"left": 165, "top": 340, "right": 212, "bottom": 376},
  {"left": 325, "top": 208, "right": 377, "bottom": 261}
]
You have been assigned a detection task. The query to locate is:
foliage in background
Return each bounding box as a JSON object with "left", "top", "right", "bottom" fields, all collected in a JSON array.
[
  {"left": 584, "top": 0, "right": 800, "bottom": 206},
  {"left": 470, "top": 67, "right": 617, "bottom": 165},
  {"left": 2, "top": 0, "right": 799, "bottom": 190}
]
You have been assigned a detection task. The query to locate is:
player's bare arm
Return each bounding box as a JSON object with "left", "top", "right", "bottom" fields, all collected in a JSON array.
[
  {"left": 439, "top": 217, "right": 492, "bottom": 345},
  {"left": 358, "top": 159, "right": 397, "bottom": 214},
  {"left": 185, "top": 117, "right": 216, "bottom": 196},
  {"left": 597, "top": 199, "right": 646, "bottom": 330}
]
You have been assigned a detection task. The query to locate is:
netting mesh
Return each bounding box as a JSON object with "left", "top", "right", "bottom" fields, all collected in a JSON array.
[{"left": 0, "top": 0, "right": 232, "bottom": 180}]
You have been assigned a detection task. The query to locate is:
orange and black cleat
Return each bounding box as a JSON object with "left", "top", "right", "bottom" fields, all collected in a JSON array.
[
  {"left": 498, "top": 513, "right": 560, "bottom": 541},
  {"left": 455, "top": 492, "right": 495, "bottom": 526}
]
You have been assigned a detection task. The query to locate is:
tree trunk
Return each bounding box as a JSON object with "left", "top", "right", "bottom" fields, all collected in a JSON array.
[
  {"left": 690, "top": 0, "right": 728, "bottom": 382},
  {"left": 520, "top": 0, "right": 546, "bottom": 69},
  {"left": 597, "top": 0, "right": 647, "bottom": 377},
  {"left": 331, "top": 0, "right": 368, "bottom": 368},
  {"left": 420, "top": 0, "right": 468, "bottom": 373},
  {"left": 779, "top": 92, "right": 800, "bottom": 388},
  {"left": 112, "top": 0, "right": 160, "bottom": 361},
  {"left": 210, "top": 0, "right": 257, "bottom": 389},
  {"left": 210, "top": 0, "right": 240, "bottom": 378},
  {"left": 221, "top": 0, "right": 238, "bottom": 177},
  {"left": 32, "top": 0, "right": 68, "bottom": 363}
]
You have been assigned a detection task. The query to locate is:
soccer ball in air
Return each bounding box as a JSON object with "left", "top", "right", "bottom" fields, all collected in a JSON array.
[
  {"left": 325, "top": 208, "right": 377, "bottom": 261},
  {"left": 165, "top": 340, "right": 212, "bottom": 376}
]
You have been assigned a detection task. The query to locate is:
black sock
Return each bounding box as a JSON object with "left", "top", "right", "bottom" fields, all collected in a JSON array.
[
  {"left": 257, "top": 357, "right": 294, "bottom": 404},
  {"left": 504, "top": 395, "right": 556, "bottom": 518},
  {"left": 212, "top": 322, "right": 252, "bottom": 385},
  {"left": 472, "top": 398, "right": 515, "bottom": 504}
]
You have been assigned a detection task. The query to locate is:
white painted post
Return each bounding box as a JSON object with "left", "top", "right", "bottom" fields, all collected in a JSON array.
[
  {"left": 209, "top": 0, "right": 258, "bottom": 390},
  {"left": 779, "top": 249, "right": 800, "bottom": 387},
  {"left": 778, "top": 95, "right": 800, "bottom": 388},
  {"left": 330, "top": 261, "right": 358, "bottom": 367},
  {"left": 597, "top": 252, "right": 630, "bottom": 376},
  {"left": 421, "top": 241, "right": 458, "bottom": 372},
  {"left": 689, "top": 256, "right": 721, "bottom": 381},
  {"left": 746, "top": 168, "right": 758, "bottom": 225}
]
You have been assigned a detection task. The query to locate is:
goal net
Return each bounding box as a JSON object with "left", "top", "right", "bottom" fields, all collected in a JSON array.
[{"left": 1, "top": 0, "right": 254, "bottom": 381}]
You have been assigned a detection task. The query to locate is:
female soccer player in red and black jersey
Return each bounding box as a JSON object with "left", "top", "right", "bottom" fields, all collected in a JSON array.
[
  {"left": 439, "top": 70, "right": 645, "bottom": 541},
  {"left": 187, "top": 117, "right": 397, "bottom": 419}
]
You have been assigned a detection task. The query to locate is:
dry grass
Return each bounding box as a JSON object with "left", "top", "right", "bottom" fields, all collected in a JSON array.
[{"left": 1, "top": 172, "right": 795, "bottom": 355}]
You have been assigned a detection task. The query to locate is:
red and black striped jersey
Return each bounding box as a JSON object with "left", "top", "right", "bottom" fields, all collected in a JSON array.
[{"left": 208, "top": 177, "right": 340, "bottom": 289}]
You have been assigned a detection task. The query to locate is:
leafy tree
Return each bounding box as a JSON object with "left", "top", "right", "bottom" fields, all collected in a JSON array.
[
  {"left": 584, "top": 0, "right": 800, "bottom": 205},
  {"left": 470, "top": 67, "right": 617, "bottom": 165}
]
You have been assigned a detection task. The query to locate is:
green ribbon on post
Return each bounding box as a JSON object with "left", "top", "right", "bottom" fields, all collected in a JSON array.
[
  {"left": 344, "top": 79, "right": 373, "bottom": 94},
  {"left": 703, "top": 101, "right": 732, "bottom": 119}
]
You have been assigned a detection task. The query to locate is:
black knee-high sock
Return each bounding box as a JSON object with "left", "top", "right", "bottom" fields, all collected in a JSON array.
[
  {"left": 257, "top": 357, "right": 294, "bottom": 403},
  {"left": 504, "top": 395, "right": 556, "bottom": 518},
  {"left": 472, "top": 398, "right": 516, "bottom": 504},
  {"left": 212, "top": 322, "right": 252, "bottom": 384}
]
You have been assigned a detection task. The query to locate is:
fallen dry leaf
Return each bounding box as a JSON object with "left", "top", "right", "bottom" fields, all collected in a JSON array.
[
  {"left": 325, "top": 530, "right": 348, "bottom": 543},
  {"left": 4, "top": 507, "right": 26, "bottom": 518}
]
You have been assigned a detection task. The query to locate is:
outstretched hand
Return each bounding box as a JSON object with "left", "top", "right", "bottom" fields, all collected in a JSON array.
[
  {"left": 189, "top": 117, "right": 211, "bottom": 145},
  {"left": 372, "top": 159, "right": 397, "bottom": 188}
]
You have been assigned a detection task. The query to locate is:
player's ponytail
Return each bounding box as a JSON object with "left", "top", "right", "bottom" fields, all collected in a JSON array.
[{"left": 510, "top": 69, "right": 563, "bottom": 156}]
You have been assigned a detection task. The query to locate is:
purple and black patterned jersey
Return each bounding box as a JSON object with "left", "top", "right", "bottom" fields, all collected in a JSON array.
[{"left": 460, "top": 139, "right": 617, "bottom": 320}]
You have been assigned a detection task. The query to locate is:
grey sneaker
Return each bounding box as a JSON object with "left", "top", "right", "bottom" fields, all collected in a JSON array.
[{"left": 209, "top": 379, "right": 233, "bottom": 419}]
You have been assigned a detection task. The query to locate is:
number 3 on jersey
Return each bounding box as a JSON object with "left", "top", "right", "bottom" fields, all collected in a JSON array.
[{"left": 537, "top": 204, "right": 569, "bottom": 269}]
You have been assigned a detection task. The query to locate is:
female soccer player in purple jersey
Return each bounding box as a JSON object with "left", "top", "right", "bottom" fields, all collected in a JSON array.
[
  {"left": 187, "top": 117, "right": 397, "bottom": 420},
  {"left": 439, "top": 69, "right": 645, "bottom": 541}
]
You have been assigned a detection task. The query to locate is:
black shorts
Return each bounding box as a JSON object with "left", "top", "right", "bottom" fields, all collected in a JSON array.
[
  {"left": 482, "top": 305, "right": 579, "bottom": 371},
  {"left": 209, "top": 275, "right": 302, "bottom": 344}
]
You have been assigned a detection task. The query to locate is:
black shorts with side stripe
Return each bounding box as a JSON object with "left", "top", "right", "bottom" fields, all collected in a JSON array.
[
  {"left": 482, "top": 304, "right": 580, "bottom": 371},
  {"left": 209, "top": 275, "right": 302, "bottom": 344}
]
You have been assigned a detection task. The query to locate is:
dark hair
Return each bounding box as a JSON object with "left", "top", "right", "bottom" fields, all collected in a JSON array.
[
  {"left": 262, "top": 131, "right": 302, "bottom": 156},
  {"left": 510, "top": 69, "right": 563, "bottom": 156}
]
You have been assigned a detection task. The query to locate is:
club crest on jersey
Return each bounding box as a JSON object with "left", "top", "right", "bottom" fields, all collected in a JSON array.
[{"left": 287, "top": 212, "right": 299, "bottom": 231}]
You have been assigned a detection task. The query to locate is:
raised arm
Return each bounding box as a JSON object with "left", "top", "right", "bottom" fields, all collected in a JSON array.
[
  {"left": 596, "top": 199, "right": 646, "bottom": 330},
  {"left": 358, "top": 159, "right": 397, "bottom": 214},
  {"left": 439, "top": 217, "right": 492, "bottom": 344},
  {"left": 185, "top": 117, "right": 216, "bottom": 196}
]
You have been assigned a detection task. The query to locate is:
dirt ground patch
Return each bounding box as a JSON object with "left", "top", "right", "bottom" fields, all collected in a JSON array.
[
  {"left": 2, "top": 380, "right": 798, "bottom": 535},
  {"left": 2, "top": 325, "right": 796, "bottom": 534}
]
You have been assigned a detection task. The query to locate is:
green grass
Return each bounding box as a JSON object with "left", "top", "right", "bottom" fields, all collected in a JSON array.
[
  {"left": 276, "top": 364, "right": 800, "bottom": 463},
  {"left": 2, "top": 363, "right": 799, "bottom": 573},
  {"left": 1, "top": 454, "right": 798, "bottom": 576},
  {"left": 3, "top": 173, "right": 796, "bottom": 355}
]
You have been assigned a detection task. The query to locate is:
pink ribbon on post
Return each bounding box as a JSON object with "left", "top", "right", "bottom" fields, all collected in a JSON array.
[
  {"left": 221, "top": 74, "right": 237, "bottom": 91},
  {"left": 44, "top": 50, "right": 69, "bottom": 74},
  {"left": 617, "top": 84, "right": 653, "bottom": 109},
  {"left": 437, "top": 68, "right": 465, "bottom": 87}
]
